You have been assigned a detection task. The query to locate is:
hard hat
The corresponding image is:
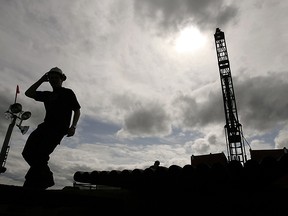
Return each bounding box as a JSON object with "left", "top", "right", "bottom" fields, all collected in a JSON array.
[{"left": 48, "top": 67, "right": 67, "bottom": 81}]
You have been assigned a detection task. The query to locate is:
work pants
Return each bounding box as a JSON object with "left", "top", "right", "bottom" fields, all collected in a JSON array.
[{"left": 22, "top": 124, "right": 64, "bottom": 189}]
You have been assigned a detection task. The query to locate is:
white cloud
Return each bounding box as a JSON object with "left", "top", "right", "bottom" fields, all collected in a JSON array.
[{"left": 275, "top": 125, "right": 288, "bottom": 149}]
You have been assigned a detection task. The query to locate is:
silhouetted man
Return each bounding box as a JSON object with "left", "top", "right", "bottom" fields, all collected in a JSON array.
[
  {"left": 150, "top": 160, "right": 160, "bottom": 171},
  {"left": 22, "top": 67, "right": 81, "bottom": 189}
]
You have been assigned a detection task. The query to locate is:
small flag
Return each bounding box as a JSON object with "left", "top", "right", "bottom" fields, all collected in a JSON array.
[{"left": 16, "top": 85, "right": 20, "bottom": 94}]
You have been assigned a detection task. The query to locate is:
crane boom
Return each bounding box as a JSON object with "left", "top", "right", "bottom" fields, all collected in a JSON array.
[{"left": 214, "top": 28, "right": 247, "bottom": 163}]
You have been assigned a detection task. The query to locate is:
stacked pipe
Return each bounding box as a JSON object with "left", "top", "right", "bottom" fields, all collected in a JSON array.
[{"left": 74, "top": 154, "right": 288, "bottom": 190}]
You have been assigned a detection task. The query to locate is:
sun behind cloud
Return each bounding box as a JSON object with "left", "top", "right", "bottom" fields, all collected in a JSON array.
[{"left": 174, "top": 26, "right": 207, "bottom": 53}]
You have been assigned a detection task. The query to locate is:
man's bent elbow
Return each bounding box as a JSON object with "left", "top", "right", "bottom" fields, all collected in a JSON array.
[{"left": 25, "top": 91, "right": 35, "bottom": 98}]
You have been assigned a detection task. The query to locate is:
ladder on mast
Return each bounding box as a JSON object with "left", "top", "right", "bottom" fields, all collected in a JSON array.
[{"left": 214, "top": 28, "right": 247, "bottom": 163}]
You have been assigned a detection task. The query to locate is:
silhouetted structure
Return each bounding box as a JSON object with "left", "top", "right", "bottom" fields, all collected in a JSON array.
[
  {"left": 250, "top": 148, "right": 288, "bottom": 163},
  {"left": 73, "top": 153, "right": 288, "bottom": 192},
  {"left": 0, "top": 86, "right": 31, "bottom": 173},
  {"left": 214, "top": 28, "right": 247, "bottom": 163},
  {"left": 191, "top": 152, "right": 227, "bottom": 168}
]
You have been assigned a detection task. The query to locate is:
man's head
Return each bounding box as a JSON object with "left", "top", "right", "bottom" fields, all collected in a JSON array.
[{"left": 47, "top": 67, "right": 67, "bottom": 81}]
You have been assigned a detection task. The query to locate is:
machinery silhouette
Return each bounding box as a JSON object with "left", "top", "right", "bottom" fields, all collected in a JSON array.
[
  {"left": 214, "top": 28, "right": 248, "bottom": 163},
  {"left": 0, "top": 86, "right": 31, "bottom": 173}
]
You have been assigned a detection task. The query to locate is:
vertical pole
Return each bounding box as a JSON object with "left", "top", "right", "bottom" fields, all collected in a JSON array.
[
  {"left": 0, "top": 115, "right": 17, "bottom": 173},
  {"left": 14, "top": 85, "right": 20, "bottom": 104}
]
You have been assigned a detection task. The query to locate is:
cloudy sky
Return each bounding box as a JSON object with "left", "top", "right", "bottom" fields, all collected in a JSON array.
[{"left": 1, "top": 0, "right": 288, "bottom": 189}]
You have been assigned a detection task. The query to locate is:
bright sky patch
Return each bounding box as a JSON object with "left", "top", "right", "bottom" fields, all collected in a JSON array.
[{"left": 175, "top": 26, "right": 207, "bottom": 53}]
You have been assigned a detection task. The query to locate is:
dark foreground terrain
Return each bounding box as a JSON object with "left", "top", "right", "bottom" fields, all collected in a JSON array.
[
  {"left": 0, "top": 180, "right": 288, "bottom": 216},
  {"left": 1, "top": 156, "right": 288, "bottom": 216}
]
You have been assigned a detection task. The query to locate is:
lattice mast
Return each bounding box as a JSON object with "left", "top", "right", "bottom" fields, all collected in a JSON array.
[{"left": 214, "top": 28, "right": 247, "bottom": 163}]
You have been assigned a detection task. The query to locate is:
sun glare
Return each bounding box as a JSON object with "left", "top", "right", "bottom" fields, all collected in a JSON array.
[{"left": 175, "top": 26, "right": 207, "bottom": 53}]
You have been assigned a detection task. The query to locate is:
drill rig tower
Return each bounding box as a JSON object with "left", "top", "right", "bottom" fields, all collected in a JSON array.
[{"left": 214, "top": 28, "right": 247, "bottom": 163}]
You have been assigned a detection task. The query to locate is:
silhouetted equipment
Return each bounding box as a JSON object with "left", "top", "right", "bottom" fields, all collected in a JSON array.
[
  {"left": 214, "top": 28, "right": 247, "bottom": 163},
  {"left": 250, "top": 148, "right": 288, "bottom": 163},
  {"left": 191, "top": 152, "right": 227, "bottom": 168},
  {"left": 73, "top": 153, "right": 288, "bottom": 190},
  {"left": 0, "top": 87, "right": 31, "bottom": 173}
]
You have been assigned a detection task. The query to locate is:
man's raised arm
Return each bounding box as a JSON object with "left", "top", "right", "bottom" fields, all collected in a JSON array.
[{"left": 25, "top": 74, "right": 48, "bottom": 98}]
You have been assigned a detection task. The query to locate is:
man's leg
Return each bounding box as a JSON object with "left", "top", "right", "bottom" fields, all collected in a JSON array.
[
  {"left": 22, "top": 128, "right": 59, "bottom": 189},
  {"left": 23, "top": 164, "right": 55, "bottom": 189}
]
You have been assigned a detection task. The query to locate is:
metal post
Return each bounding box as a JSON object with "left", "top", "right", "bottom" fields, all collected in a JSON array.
[{"left": 0, "top": 115, "right": 17, "bottom": 173}]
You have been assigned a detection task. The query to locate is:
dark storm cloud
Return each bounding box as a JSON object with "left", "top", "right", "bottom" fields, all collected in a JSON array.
[
  {"left": 134, "top": 0, "right": 238, "bottom": 31},
  {"left": 235, "top": 73, "right": 288, "bottom": 132},
  {"left": 122, "top": 103, "right": 171, "bottom": 137},
  {"left": 173, "top": 90, "right": 224, "bottom": 129},
  {"left": 174, "top": 72, "right": 288, "bottom": 134}
]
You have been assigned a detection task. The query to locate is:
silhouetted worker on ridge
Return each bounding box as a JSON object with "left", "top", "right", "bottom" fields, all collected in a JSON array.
[
  {"left": 22, "top": 67, "right": 81, "bottom": 189},
  {"left": 150, "top": 160, "right": 160, "bottom": 171}
]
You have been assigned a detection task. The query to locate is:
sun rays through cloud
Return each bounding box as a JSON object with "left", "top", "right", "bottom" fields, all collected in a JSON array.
[{"left": 174, "top": 26, "right": 207, "bottom": 53}]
